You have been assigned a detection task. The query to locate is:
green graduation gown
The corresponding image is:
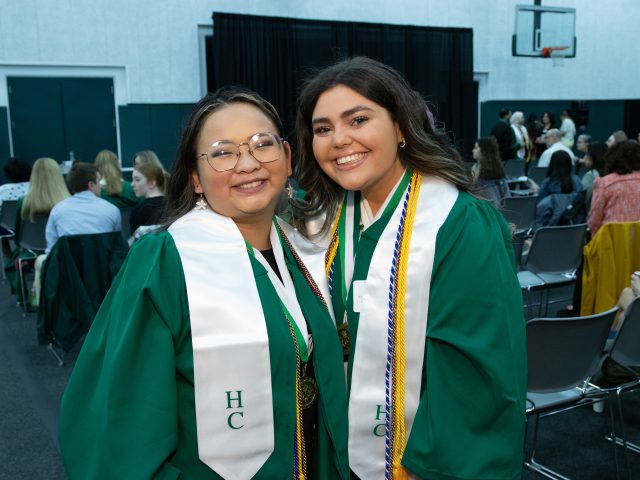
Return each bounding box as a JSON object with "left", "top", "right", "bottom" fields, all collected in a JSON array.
[
  {"left": 336, "top": 185, "right": 526, "bottom": 479},
  {"left": 59, "top": 230, "right": 349, "bottom": 479}
]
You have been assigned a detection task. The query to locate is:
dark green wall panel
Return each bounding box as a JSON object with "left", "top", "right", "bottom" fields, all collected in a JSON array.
[
  {"left": 481, "top": 100, "right": 625, "bottom": 147},
  {"left": 587, "top": 101, "right": 626, "bottom": 142},
  {"left": 118, "top": 103, "right": 193, "bottom": 169},
  {"left": 0, "top": 107, "right": 10, "bottom": 183}
]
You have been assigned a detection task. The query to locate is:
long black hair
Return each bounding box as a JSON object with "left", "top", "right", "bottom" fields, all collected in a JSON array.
[{"left": 547, "top": 150, "right": 574, "bottom": 193}]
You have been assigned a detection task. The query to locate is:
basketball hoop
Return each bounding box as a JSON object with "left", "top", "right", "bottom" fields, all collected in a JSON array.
[{"left": 541, "top": 46, "right": 569, "bottom": 67}]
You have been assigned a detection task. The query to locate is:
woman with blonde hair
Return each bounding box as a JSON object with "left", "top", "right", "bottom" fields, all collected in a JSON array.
[
  {"left": 21, "top": 157, "right": 70, "bottom": 222},
  {"left": 94, "top": 149, "right": 138, "bottom": 208},
  {"left": 6, "top": 157, "right": 70, "bottom": 304}
]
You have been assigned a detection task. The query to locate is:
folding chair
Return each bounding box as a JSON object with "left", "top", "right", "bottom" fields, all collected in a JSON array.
[
  {"left": 502, "top": 195, "right": 538, "bottom": 233},
  {"left": 0, "top": 200, "right": 18, "bottom": 280},
  {"left": 16, "top": 215, "right": 48, "bottom": 314},
  {"left": 120, "top": 208, "right": 132, "bottom": 241},
  {"left": 504, "top": 159, "right": 525, "bottom": 179},
  {"left": 518, "top": 223, "right": 587, "bottom": 317},
  {"left": 528, "top": 166, "right": 548, "bottom": 186},
  {"left": 525, "top": 306, "right": 619, "bottom": 480},
  {"left": 37, "top": 231, "right": 129, "bottom": 364},
  {"left": 599, "top": 297, "right": 640, "bottom": 475}
]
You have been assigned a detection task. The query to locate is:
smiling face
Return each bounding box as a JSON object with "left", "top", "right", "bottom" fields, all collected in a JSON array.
[
  {"left": 311, "top": 85, "right": 404, "bottom": 212},
  {"left": 191, "top": 102, "right": 291, "bottom": 225},
  {"left": 131, "top": 169, "right": 151, "bottom": 198}
]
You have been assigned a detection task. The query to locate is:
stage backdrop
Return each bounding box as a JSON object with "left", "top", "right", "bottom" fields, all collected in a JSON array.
[{"left": 210, "top": 12, "right": 475, "bottom": 163}]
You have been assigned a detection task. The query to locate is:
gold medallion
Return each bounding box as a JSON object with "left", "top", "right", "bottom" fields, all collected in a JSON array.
[
  {"left": 337, "top": 323, "right": 350, "bottom": 356},
  {"left": 300, "top": 375, "right": 318, "bottom": 410}
]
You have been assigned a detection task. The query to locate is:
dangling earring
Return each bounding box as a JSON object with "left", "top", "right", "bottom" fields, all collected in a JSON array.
[
  {"left": 195, "top": 193, "right": 207, "bottom": 211},
  {"left": 286, "top": 180, "right": 295, "bottom": 200},
  {"left": 398, "top": 139, "right": 406, "bottom": 148}
]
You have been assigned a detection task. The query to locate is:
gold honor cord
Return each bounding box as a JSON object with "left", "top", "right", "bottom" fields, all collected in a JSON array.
[
  {"left": 325, "top": 201, "right": 343, "bottom": 281},
  {"left": 389, "top": 171, "right": 422, "bottom": 480},
  {"left": 283, "top": 309, "right": 308, "bottom": 480}
]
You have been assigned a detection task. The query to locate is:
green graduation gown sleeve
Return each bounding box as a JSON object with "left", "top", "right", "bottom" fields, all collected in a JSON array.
[
  {"left": 401, "top": 193, "right": 527, "bottom": 480},
  {"left": 59, "top": 230, "right": 349, "bottom": 479}
]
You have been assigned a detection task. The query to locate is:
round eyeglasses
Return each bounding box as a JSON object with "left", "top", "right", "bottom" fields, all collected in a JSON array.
[{"left": 198, "top": 132, "right": 284, "bottom": 172}]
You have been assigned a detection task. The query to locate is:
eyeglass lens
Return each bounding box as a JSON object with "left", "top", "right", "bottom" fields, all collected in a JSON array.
[{"left": 206, "top": 133, "right": 281, "bottom": 171}]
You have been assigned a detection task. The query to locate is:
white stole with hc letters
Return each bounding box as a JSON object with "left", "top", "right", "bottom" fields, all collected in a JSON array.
[
  {"left": 169, "top": 208, "right": 274, "bottom": 480},
  {"left": 348, "top": 176, "right": 458, "bottom": 479}
]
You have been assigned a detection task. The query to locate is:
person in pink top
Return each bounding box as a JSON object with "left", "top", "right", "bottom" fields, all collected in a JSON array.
[{"left": 588, "top": 141, "right": 640, "bottom": 235}]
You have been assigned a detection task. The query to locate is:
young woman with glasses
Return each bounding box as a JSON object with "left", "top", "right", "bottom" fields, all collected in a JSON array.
[
  {"left": 292, "top": 57, "right": 526, "bottom": 480},
  {"left": 59, "top": 87, "right": 349, "bottom": 480}
]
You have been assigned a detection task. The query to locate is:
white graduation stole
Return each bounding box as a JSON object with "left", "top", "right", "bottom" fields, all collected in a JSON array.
[
  {"left": 348, "top": 176, "right": 458, "bottom": 479},
  {"left": 169, "top": 209, "right": 274, "bottom": 480}
]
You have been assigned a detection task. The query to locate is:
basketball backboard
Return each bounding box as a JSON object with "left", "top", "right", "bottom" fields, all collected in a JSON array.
[{"left": 512, "top": 5, "right": 576, "bottom": 58}]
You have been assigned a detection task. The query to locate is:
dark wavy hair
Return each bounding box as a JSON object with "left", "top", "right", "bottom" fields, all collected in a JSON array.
[
  {"left": 586, "top": 142, "right": 607, "bottom": 177},
  {"left": 476, "top": 136, "right": 505, "bottom": 180},
  {"left": 164, "top": 87, "right": 284, "bottom": 227},
  {"left": 604, "top": 140, "right": 640, "bottom": 176},
  {"left": 293, "top": 56, "right": 471, "bottom": 235}
]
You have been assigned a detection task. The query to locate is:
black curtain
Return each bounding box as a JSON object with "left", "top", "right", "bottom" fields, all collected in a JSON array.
[{"left": 211, "top": 12, "right": 475, "bottom": 159}]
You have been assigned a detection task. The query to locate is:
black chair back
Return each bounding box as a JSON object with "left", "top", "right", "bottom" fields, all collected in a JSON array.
[
  {"left": 502, "top": 195, "right": 538, "bottom": 231},
  {"left": 18, "top": 215, "right": 48, "bottom": 252},
  {"left": 527, "top": 307, "right": 618, "bottom": 393},
  {"left": 0, "top": 200, "right": 18, "bottom": 231},
  {"left": 611, "top": 297, "right": 640, "bottom": 367}
]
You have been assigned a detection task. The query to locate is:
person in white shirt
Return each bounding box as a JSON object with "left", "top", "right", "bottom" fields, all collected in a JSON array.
[
  {"left": 537, "top": 129, "right": 576, "bottom": 168},
  {"left": 45, "top": 162, "right": 121, "bottom": 253},
  {"left": 559, "top": 109, "right": 576, "bottom": 149},
  {"left": 510, "top": 111, "right": 531, "bottom": 162}
]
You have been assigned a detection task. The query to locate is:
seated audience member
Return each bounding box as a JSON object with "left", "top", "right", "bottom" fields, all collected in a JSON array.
[
  {"left": 559, "top": 109, "right": 576, "bottom": 148},
  {"left": 581, "top": 142, "right": 607, "bottom": 207},
  {"left": 94, "top": 149, "right": 138, "bottom": 208},
  {"left": 129, "top": 163, "right": 166, "bottom": 234},
  {"left": 133, "top": 149, "right": 170, "bottom": 188},
  {"left": 537, "top": 150, "right": 583, "bottom": 203},
  {"left": 0, "top": 157, "right": 31, "bottom": 207},
  {"left": 45, "top": 163, "right": 121, "bottom": 254},
  {"left": 133, "top": 149, "right": 163, "bottom": 169},
  {"left": 606, "top": 130, "right": 628, "bottom": 148},
  {"left": 5, "top": 158, "right": 69, "bottom": 304},
  {"left": 592, "top": 273, "right": 640, "bottom": 390},
  {"left": 471, "top": 136, "right": 511, "bottom": 207},
  {"left": 575, "top": 133, "right": 592, "bottom": 172},
  {"left": 576, "top": 134, "right": 591, "bottom": 156},
  {"left": 588, "top": 141, "right": 640, "bottom": 235},
  {"left": 537, "top": 129, "right": 576, "bottom": 168}
]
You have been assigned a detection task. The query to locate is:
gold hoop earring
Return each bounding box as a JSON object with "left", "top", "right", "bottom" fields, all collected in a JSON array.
[{"left": 399, "top": 139, "right": 406, "bottom": 148}]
